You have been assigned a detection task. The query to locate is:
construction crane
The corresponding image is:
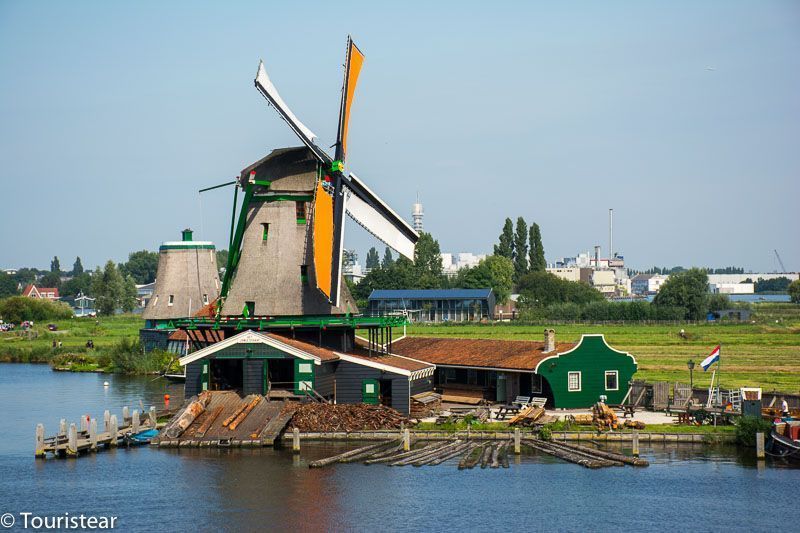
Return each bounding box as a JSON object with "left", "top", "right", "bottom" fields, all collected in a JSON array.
[{"left": 774, "top": 249, "right": 787, "bottom": 273}]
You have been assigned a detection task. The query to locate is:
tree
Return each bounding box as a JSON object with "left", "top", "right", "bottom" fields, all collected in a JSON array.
[
  {"left": 494, "top": 218, "right": 514, "bottom": 259},
  {"left": 516, "top": 271, "right": 604, "bottom": 308},
  {"left": 365, "top": 247, "right": 380, "bottom": 270},
  {"left": 528, "top": 222, "right": 546, "bottom": 272},
  {"left": 62, "top": 272, "right": 92, "bottom": 297},
  {"left": 91, "top": 261, "right": 127, "bottom": 315},
  {"left": 119, "top": 250, "right": 159, "bottom": 285},
  {"left": 513, "top": 217, "right": 528, "bottom": 282},
  {"left": 215, "top": 250, "right": 229, "bottom": 272},
  {"left": 414, "top": 232, "right": 444, "bottom": 287},
  {"left": 72, "top": 257, "right": 84, "bottom": 276},
  {"left": 39, "top": 271, "right": 62, "bottom": 291},
  {"left": 652, "top": 268, "right": 709, "bottom": 320},
  {"left": 0, "top": 273, "right": 18, "bottom": 298},
  {"left": 121, "top": 275, "right": 138, "bottom": 313},
  {"left": 789, "top": 279, "right": 800, "bottom": 304},
  {"left": 381, "top": 247, "right": 394, "bottom": 269},
  {"left": 458, "top": 255, "right": 514, "bottom": 304},
  {"left": 50, "top": 256, "right": 60, "bottom": 273}
]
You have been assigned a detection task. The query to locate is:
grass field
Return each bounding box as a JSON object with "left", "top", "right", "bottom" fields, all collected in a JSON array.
[
  {"left": 2, "top": 304, "right": 798, "bottom": 391},
  {"left": 404, "top": 304, "right": 800, "bottom": 393}
]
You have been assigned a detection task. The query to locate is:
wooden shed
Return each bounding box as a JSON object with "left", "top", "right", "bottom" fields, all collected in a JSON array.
[{"left": 178, "top": 330, "right": 434, "bottom": 415}]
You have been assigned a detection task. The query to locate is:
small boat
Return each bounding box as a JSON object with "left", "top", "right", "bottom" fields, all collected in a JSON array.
[
  {"left": 162, "top": 370, "right": 186, "bottom": 383},
  {"left": 124, "top": 428, "right": 160, "bottom": 446},
  {"left": 767, "top": 420, "right": 800, "bottom": 462}
]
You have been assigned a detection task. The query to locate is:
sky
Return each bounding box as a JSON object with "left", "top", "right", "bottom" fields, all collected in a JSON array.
[{"left": 1, "top": 0, "right": 798, "bottom": 273}]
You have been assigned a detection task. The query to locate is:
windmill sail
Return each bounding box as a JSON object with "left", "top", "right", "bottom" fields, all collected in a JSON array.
[
  {"left": 335, "top": 37, "right": 365, "bottom": 164},
  {"left": 254, "top": 61, "right": 331, "bottom": 165},
  {"left": 344, "top": 174, "right": 418, "bottom": 259},
  {"left": 312, "top": 181, "right": 335, "bottom": 300}
]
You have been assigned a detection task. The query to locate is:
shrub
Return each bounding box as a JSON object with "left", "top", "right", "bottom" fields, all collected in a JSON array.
[
  {"left": 104, "top": 337, "right": 171, "bottom": 374},
  {"left": 0, "top": 296, "right": 74, "bottom": 323},
  {"left": 538, "top": 426, "right": 552, "bottom": 441},
  {"left": 734, "top": 416, "right": 773, "bottom": 447}
]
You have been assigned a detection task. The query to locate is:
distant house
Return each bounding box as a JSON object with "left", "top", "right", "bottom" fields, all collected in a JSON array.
[
  {"left": 631, "top": 274, "right": 669, "bottom": 295},
  {"left": 22, "top": 284, "right": 60, "bottom": 300},
  {"left": 136, "top": 282, "right": 156, "bottom": 308},
  {"left": 368, "top": 289, "right": 496, "bottom": 323}
]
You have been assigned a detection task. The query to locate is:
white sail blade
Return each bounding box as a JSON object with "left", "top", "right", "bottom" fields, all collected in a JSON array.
[
  {"left": 255, "top": 61, "right": 318, "bottom": 144},
  {"left": 344, "top": 185, "right": 416, "bottom": 260}
]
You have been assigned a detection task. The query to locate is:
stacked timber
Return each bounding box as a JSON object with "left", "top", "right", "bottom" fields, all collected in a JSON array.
[
  {"left": 163, "top": 391, "right": 212, "bottom": 439},
  {"left": 509, "top": 406, "right": 545, "bottom": 426},
  {"left": 226, "top": 396, "right": 262, "bottom": 431},
  {"left": 623, "top": 420, "right": 646, "bottom": 430},
  {"left": 289, "top": 403, "right": 407, "bottom": 432},
  {"left": 410, "top": 392, "right": 442, "bottom": 418},
  {"left": 593, "top": 402, "right": 619, "bottom": 431}
]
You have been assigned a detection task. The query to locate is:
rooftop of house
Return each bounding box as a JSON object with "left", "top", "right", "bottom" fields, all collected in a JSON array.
[
  {"left": 369, "top": 288, "right": 493, "bottom": 300},
  {"left": 390, "top": 336, "right": 576, "bottom": 371},
  {"left": 22, "top": 285, "right": 60, "bottom": 298}
]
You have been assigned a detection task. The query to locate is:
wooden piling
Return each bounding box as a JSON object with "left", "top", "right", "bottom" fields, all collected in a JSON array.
[
  {"left": 149, "top": 406, "right": 157, "bottom": 428},
  {"left": 59, "top": 419, "right": 67, "bottom": 436},
  {"left": 292, "top": 428, "right": 300, "bottom": 453},
  {"left": 103, "top": 410, "right": 110, "bottom": 433},
  {"left": 514, "top": 428, "right": 521, "bottom": 455},
  {"left": 109, "top": 415, "right": 119, "bottom": 447},
  {"left": 80, "top": 416, "right": 89, "bottom": 433},
  {"left": 132, "top": 410, "right": 140, "bottom": 434},
  {"left": 756, "top": 432, "right": 765, "bottom": 459},
  {"left": 402, "top": 428, "right": 410, "bottom": 451},
  {"left": 89, "top": 419, "right": 98, "bottom": 451},
  {"left": 35, "top": 424, "right": 45, "bottom": 458},
  {"left": 122, "top": 406, "right": 130, "bottom": 425},
  {"left": 67, "top": 423, "right": 78, "bottom": 457},
  {"left": 632, "top": 431, "right": 640, "bottom": 457}
]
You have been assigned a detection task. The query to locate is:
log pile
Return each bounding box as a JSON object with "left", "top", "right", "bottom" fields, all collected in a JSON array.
[
  {"left": 623, "top": 419, "right": 646, "bottom": 430},
  {"left": 163, "top": 391, "right": 212, "bottom": 439},
  {"left": 592, "top": 402, "right": 619, "bottom": 431},
  {"left": 288, "top": 403, "right": 407, "bottom": 432}
]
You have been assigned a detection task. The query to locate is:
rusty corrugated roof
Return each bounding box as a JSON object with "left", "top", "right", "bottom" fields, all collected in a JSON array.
[{"left": 391, "top": 337, "right": 576, "bottom": 371}]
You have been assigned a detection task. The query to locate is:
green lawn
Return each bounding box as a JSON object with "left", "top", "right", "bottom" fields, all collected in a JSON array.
[{"left": 0, "top": 315, "right": 142, "bottom": 363}]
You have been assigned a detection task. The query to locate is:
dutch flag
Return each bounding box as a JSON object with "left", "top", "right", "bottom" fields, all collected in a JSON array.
[{"left": 701, "top": 345, "right": 721, "bottom": 371}]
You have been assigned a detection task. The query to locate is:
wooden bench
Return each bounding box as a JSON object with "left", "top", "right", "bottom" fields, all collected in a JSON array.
[
  {"left": 530, "top": 397, "right": 547, "bottom": 408},
  {"left": 496, "top": 405, "right": 521, "bottom": 420}
]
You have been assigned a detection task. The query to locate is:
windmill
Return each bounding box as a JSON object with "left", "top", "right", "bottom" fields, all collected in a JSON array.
[{"left": 217, "top": 36, "right": 418, "bottom": 319}]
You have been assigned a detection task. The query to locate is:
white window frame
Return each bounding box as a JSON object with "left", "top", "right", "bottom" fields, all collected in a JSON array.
[
  {"left": 202, "top": 294, "right": 209, "bottom": 305},
  {"left": 365, "top": 383, "right": 375, "bottom": 394},
  {"left": 605, "top": 370, "right": 619, "bottom": 391},
  {"left": 298, "top": 363, "right": 312, "bottom": 374},
  {"left": 568, "top": 371, "right": 581, "bottom": 392},
  {"left": 168, "top": 295, "right": 174, "bottom": 306}
]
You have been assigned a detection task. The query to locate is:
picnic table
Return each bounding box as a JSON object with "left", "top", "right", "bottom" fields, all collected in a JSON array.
[{"left": 495, "top": 404, "right": 520, "bottom": 420}]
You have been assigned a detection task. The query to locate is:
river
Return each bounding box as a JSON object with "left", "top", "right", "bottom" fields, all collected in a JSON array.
[{"left": 0, "top": 364, "right": 797, "bottom": 532}]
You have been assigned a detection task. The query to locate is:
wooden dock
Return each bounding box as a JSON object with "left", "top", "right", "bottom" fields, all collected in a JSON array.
[
  {"left": 153, "top": 391, "right": 296, "bottom": 448},
  {"left": 36, "top": 405, "right": 165, "bottom": 459}
]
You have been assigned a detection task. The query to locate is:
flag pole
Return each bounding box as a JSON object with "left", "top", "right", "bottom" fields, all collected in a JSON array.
[{"left": 717, "top": 343, "right": 722, "bottom": 404}]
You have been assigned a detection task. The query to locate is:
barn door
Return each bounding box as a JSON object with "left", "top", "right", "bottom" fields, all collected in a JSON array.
[
  {"left": 362, "top": 379, "right": 379, "bottom": 405},
  {"left": 294, "top": 359, "right": 314, "bottom": 395}
]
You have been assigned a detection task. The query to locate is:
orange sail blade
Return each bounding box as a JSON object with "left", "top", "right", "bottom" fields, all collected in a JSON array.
[{"left": 312, "top": 181, "right": 334, "bottom": 299}]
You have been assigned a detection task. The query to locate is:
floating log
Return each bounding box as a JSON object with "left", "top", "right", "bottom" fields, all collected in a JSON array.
[
  {"left": 554, "top": 440, "right": 649, "bottom": 466},
  {"left": 480, "top": 444, "right": 494, "bottom": 468},
  {"left": 523, "top": 439, "right": 610, "bottom": 469},
  {"left": 228, "top": 396, "right": 262, "bottom": 431},
  {"left": 194, "top": 406, "right": 224, "bottom": 438},
  {"left": 498, "top": 441, "right": 510, "bottom": 468},
  {"left": 490, "top": 443, "right": 502, "bottom": 468},
  {"left": 309, "top": 441, "right": 392, "bottom": 468},
  {"left": 544, "top": 440, "right": 623, "bottom": 467},
  {"left": 359, "top": 442, "right": 405, "bottom": 462},
  {"left": 339, "top": 441, "right": 398, "bottom": 463},
  {"left": 164, "top": 392, "right": 211, "bottom": 439},
  {"left": 459, "top": 444, "right": 486, "bottom": 470},
  {"left": 424, "top": 442, "right": 474, "bottom": 466},
  {"left": 391, "top": 440, "right": 461, "bottom": 467},
  {"left": 409, "top": 441, "right": 466, "bottom": 467},
  {"left": 364, "top": 441, "right": 450, "bottom": 465}
]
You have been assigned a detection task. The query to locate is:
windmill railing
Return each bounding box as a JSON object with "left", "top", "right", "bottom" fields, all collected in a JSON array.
[{"left": 165, "top": 314, "right": 408, "bottom": 331}]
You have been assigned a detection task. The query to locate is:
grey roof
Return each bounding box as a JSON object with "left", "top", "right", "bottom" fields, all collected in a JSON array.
[{"left": 369, "top": 288, "right": 493, "bottom": 300}]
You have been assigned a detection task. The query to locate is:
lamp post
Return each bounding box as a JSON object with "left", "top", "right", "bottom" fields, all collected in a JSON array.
[{"left": 687, "top": 359, "right": 695, "bottom": 390}]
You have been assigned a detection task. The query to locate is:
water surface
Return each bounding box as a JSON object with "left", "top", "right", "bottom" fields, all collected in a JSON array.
[{"left": 0, "top": 364, "right": 796, "bottom": 532}]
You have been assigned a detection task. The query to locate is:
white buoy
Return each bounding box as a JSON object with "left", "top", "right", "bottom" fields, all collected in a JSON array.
[{"left": 103, "top": 381, "right": 109, "bottom": 387}]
